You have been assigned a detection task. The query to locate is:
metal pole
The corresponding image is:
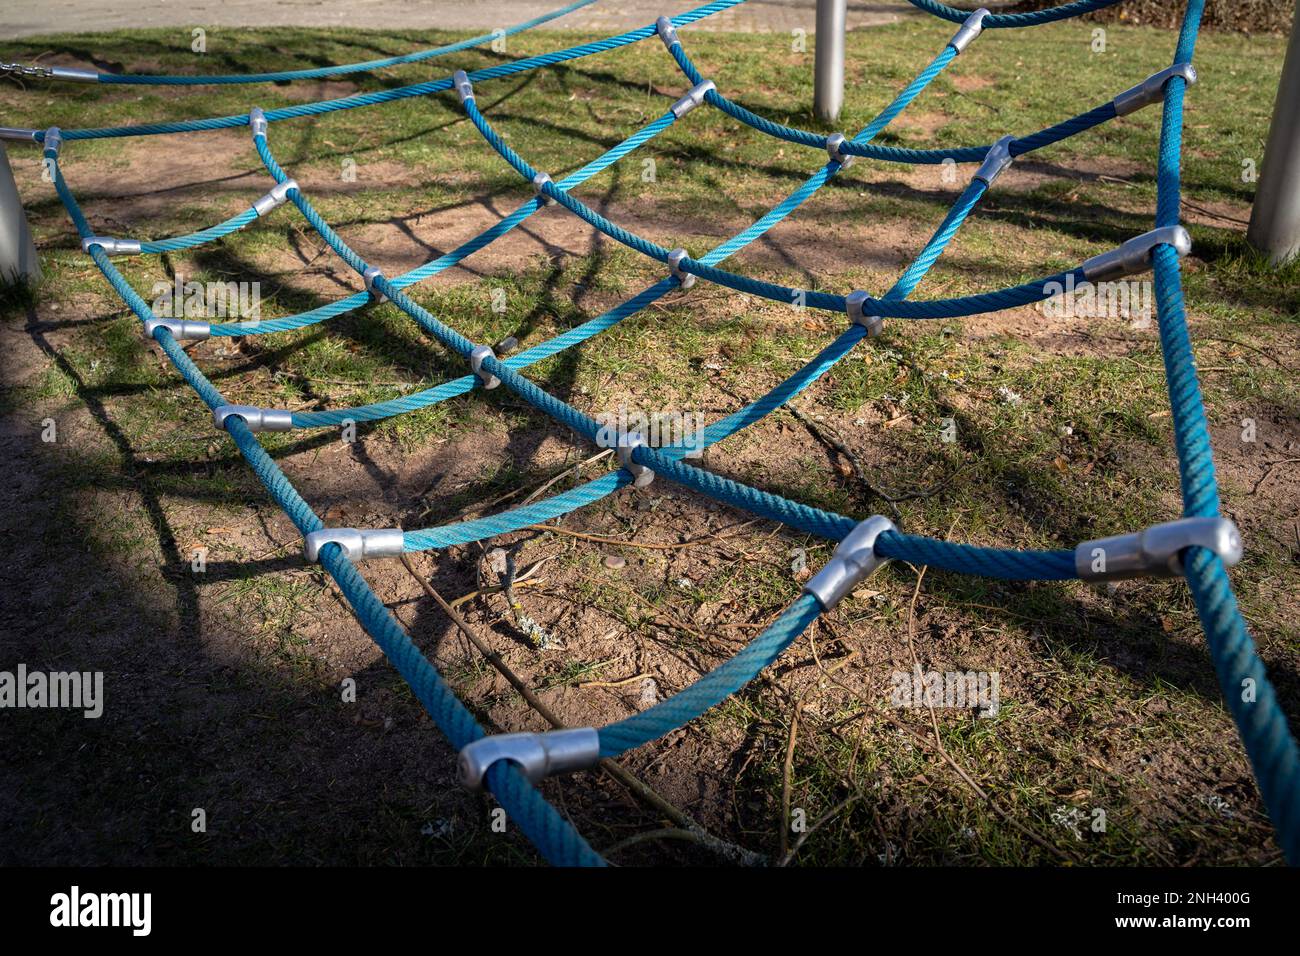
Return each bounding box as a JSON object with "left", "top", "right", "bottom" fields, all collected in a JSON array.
[
  {"left": 1247, "top": 0, "right": 1300, "bottom": 265},
  {"left": 814, "top": 0, "right": 846, "bottom": 124},
  {"left": 0, "top": 142, "right": 40, "bottom": 285}
]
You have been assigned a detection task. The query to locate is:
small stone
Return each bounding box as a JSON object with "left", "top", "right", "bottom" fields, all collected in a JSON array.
[{"left": 603, "top": 554, "right": 626, "bottom": 570}]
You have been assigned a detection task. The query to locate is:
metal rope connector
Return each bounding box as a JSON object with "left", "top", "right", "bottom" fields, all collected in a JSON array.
[
  {"left": 655, "top": 15, "right": 681, "bottom": 49},
  {"left": 670, "top": 80, "right": 715, "bottom": 119},
  {"left": 1113, "top": 63, "right": 1197, "bottom": 117},
  {"left": 304, "top": 527, "right": 405, "bottom": 563},
  {"left": 452, "top": 69, "right": 474, "bottom": 104},
  {"left": 616, "top": 431, "right": 654, "bottom": 488},
  {"left": 252, "top": 178, "right": 297, "bottom": 217},
  {"left": 1075, "top": 516, "right": 1241, "bottom": 582},
  {"left": 248, "top": 107, "right": 267, "bottom": 139},
  {"left": 826, "top": 132, "right": 855, "bottom": 169},
  {"left": 804, "top": 515, "right": 897, "bottom": 610},
  {"left": 80, "top": 236, "right": 141, "bottom": 256},
  {"left": 143, "top": 317, "right": 211, "bottom": 341},
  {"left": 212, "top": 404, "right": 294, "bottom": 433},
  {"left": 973, "top": 134, "right": 1014, "bottom": 186},
  {"left": 948, "top": 7, "right": 990, "bottom": 54},
  {"left": 363, "top": 265, "right": 388, "bottom": 303},
  {"left": 51, "top": 67, "right": 98, "bottom": 83},
  {"left": 0, "top": 127, "right": 39, "bottom": 142},
  {"left": 667, "top": 248, "right": 696, "bottom": 289},
  {"left": 532, "top": 171, "right": 557, "bottom": 206},
  {"left": 469, "top": 344, "right": 501, "bottom": 390},
  {"left": 1081, "top": 225, "right": 1191, "bottom": 282},
  {"left": 845, "top": 290, "right": 883, "bottom": 337},
  {"left": 458, "top": 727, "right": 600, "bottom": 791},
  {"left": 42, "top": 126, "right": 62, "bottom": 156}
]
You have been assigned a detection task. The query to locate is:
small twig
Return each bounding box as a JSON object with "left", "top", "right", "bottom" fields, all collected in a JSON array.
[
  {"left": 524, "top": 519, "right": 758, "bottom": 551},
  {"left": 398, "top": 553, "right": 762, "bottom": 863},
  {"left": 1249, "top": 458, "right": 1300, "bottom": 496},
  {"left": 578, "top": 672, "right": 650, "bottom": 689}
]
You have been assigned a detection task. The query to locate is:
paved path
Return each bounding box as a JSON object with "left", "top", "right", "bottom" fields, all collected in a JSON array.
[{"left": 3, "top": 0, "right": 916, "bottom": 41}]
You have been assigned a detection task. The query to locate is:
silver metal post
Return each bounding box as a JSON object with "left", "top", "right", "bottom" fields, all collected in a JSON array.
[
  {"left": 0, "top": 142, "right": 40, "bottom": 284},
  {"left": 1247, "top": 0, "right": 1300, "bottom": 265},
  {"left": 814, "top": 0, "right": 847, "bottom": 124}
]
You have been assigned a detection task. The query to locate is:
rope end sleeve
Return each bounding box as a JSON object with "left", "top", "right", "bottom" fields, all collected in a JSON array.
[
  {"left": 213, "top": 404, "right": 293, "bottom": 433},
  {"left": 804, "top": 516, "right": 896, "bottom": 610},
  {"left": 1113, "top": 63, "right": 1197, "bottom": 117},
  {"left": 845, "top": 291, "right": 883, "bottom": 337},
  {"left": 50, "top": 66, "right": 99, "bottom": 83},
  {"left": 656, "top": 15, "right": 681, "bottom": 48},
  {"left": 249, "top": 107, "right": 268, "bottom": 138},
  {"left": 948, "top": 7, "right": 990, "bottom": 54},
  {"left": 1075, "top": 517, "right": 1241, "bottom": 581},
  {"left": 453, "top": 69, "right": 475, "bottom": 104},
  {"left": 1081, "top": 225, "right": 1191, "bottom": 281},
  {"left": 304, "top": 527, "right": 405, "bottom": 563},
  {"left": 458, "top": 728, "right": 600, "bottom": 791}
]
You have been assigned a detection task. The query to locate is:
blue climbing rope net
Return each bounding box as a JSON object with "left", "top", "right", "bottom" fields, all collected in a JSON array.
[{"left": 19, "top": 0, "right": 1299, "bottom": 865}]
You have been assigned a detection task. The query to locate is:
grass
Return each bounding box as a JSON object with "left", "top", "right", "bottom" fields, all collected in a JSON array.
[{"left": 1, "top": 18, "right": 1296, "bottom": 867}]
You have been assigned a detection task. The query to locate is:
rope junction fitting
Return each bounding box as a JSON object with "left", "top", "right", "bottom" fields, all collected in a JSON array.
[
  {"left": 1076, "top": 517, "right": 1242, "bottom": 581},
  {"left": 667, "top": 248, "right": 696, "bottom": 289},
  {"left": 1114, "top": 62, "right": 1197, "bottom": 116},
  {"left": 616, "top": 432, "right": 655, "bottom": 488},
  {"left": 458, "top": 728, "right": 601, "bottom": 791},
  {"left": 948, "top": 7, "right": 990, "bottom": 53},
  {"left": 362, "top": 265, "right": 388, "bottom": 302},
  {"left": 532, "top": 171, "right": 557, "bottom": 205},
  {"left": 30, "top": 0, "right": 1300, "bottom": 866},
  {"left": 252, "top": 178, "right": 297, "bottom": 216},
  {"left": 670, "top": 80, "right": 715, "bottom": 119},
  {"left": 303, "top": 527, "right": 405, "bottom": 563},
  {"left": 973, "top": 135, "right": 1015, "bottom": 185},
  {"left": 143, "top": 317, "right": 211, "bottom": 341},
  {"left": 804, "top": 516, "right": 897, "bottom": 610},
  {"left": 826, "top": 132, "right": 855, "bottom": 168},
  {"left": 453, "top": 69, "right": 474, "bottom": 104},
  {"left": 212, "top": 405, "right": 294, "bottom": 433},
  {"left": 845, "top": 291, "right": 884, "bottom": 337},
  {"left": 469, "top": 345, "right": 501, "bottom": 390},
  {"left": 80, "top": 236, "right": 141, "bottom": 255},
  {"left": 1081, "top": 225, "right": 1191, "bottom": 281}
]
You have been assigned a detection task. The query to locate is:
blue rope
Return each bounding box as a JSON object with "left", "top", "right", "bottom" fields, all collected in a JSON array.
[
  {"left": 53, "top": 153, "right": 604, "bottom": 866},
  {"left": 51, "top": 0, "right": 746, "bottom": 141},
  {"left": 904, "top": 0, "right": 1126, "bottom": 28},
  {"left": 97, "top": 0, "right": 601, "bottom": 85},
  {"left": 42, "top": 0, "right": 1300, "bottom": 865},
  {"left": 1144, "top": 0, "right": 1300, "bottom": 863}
]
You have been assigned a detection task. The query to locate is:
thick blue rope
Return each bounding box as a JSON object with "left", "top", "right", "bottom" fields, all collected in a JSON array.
[
  {"left": 904, "top": 0, "right": 1126, "bottom": 28},
  {"left": 53, "top": 153, "right": 604, "bottom": 866},
  {"left": 666, "top": 33, "right": 1118, "bottom": 164},
  {"left": 50, "top": 0, "right": 746, "bottom": 141},
  {"left": 97, "top": 0, "right": 601, "bottom": 85},
  {"left": 1145, "top": 0, "right": 1300, "bottom": 863}
]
